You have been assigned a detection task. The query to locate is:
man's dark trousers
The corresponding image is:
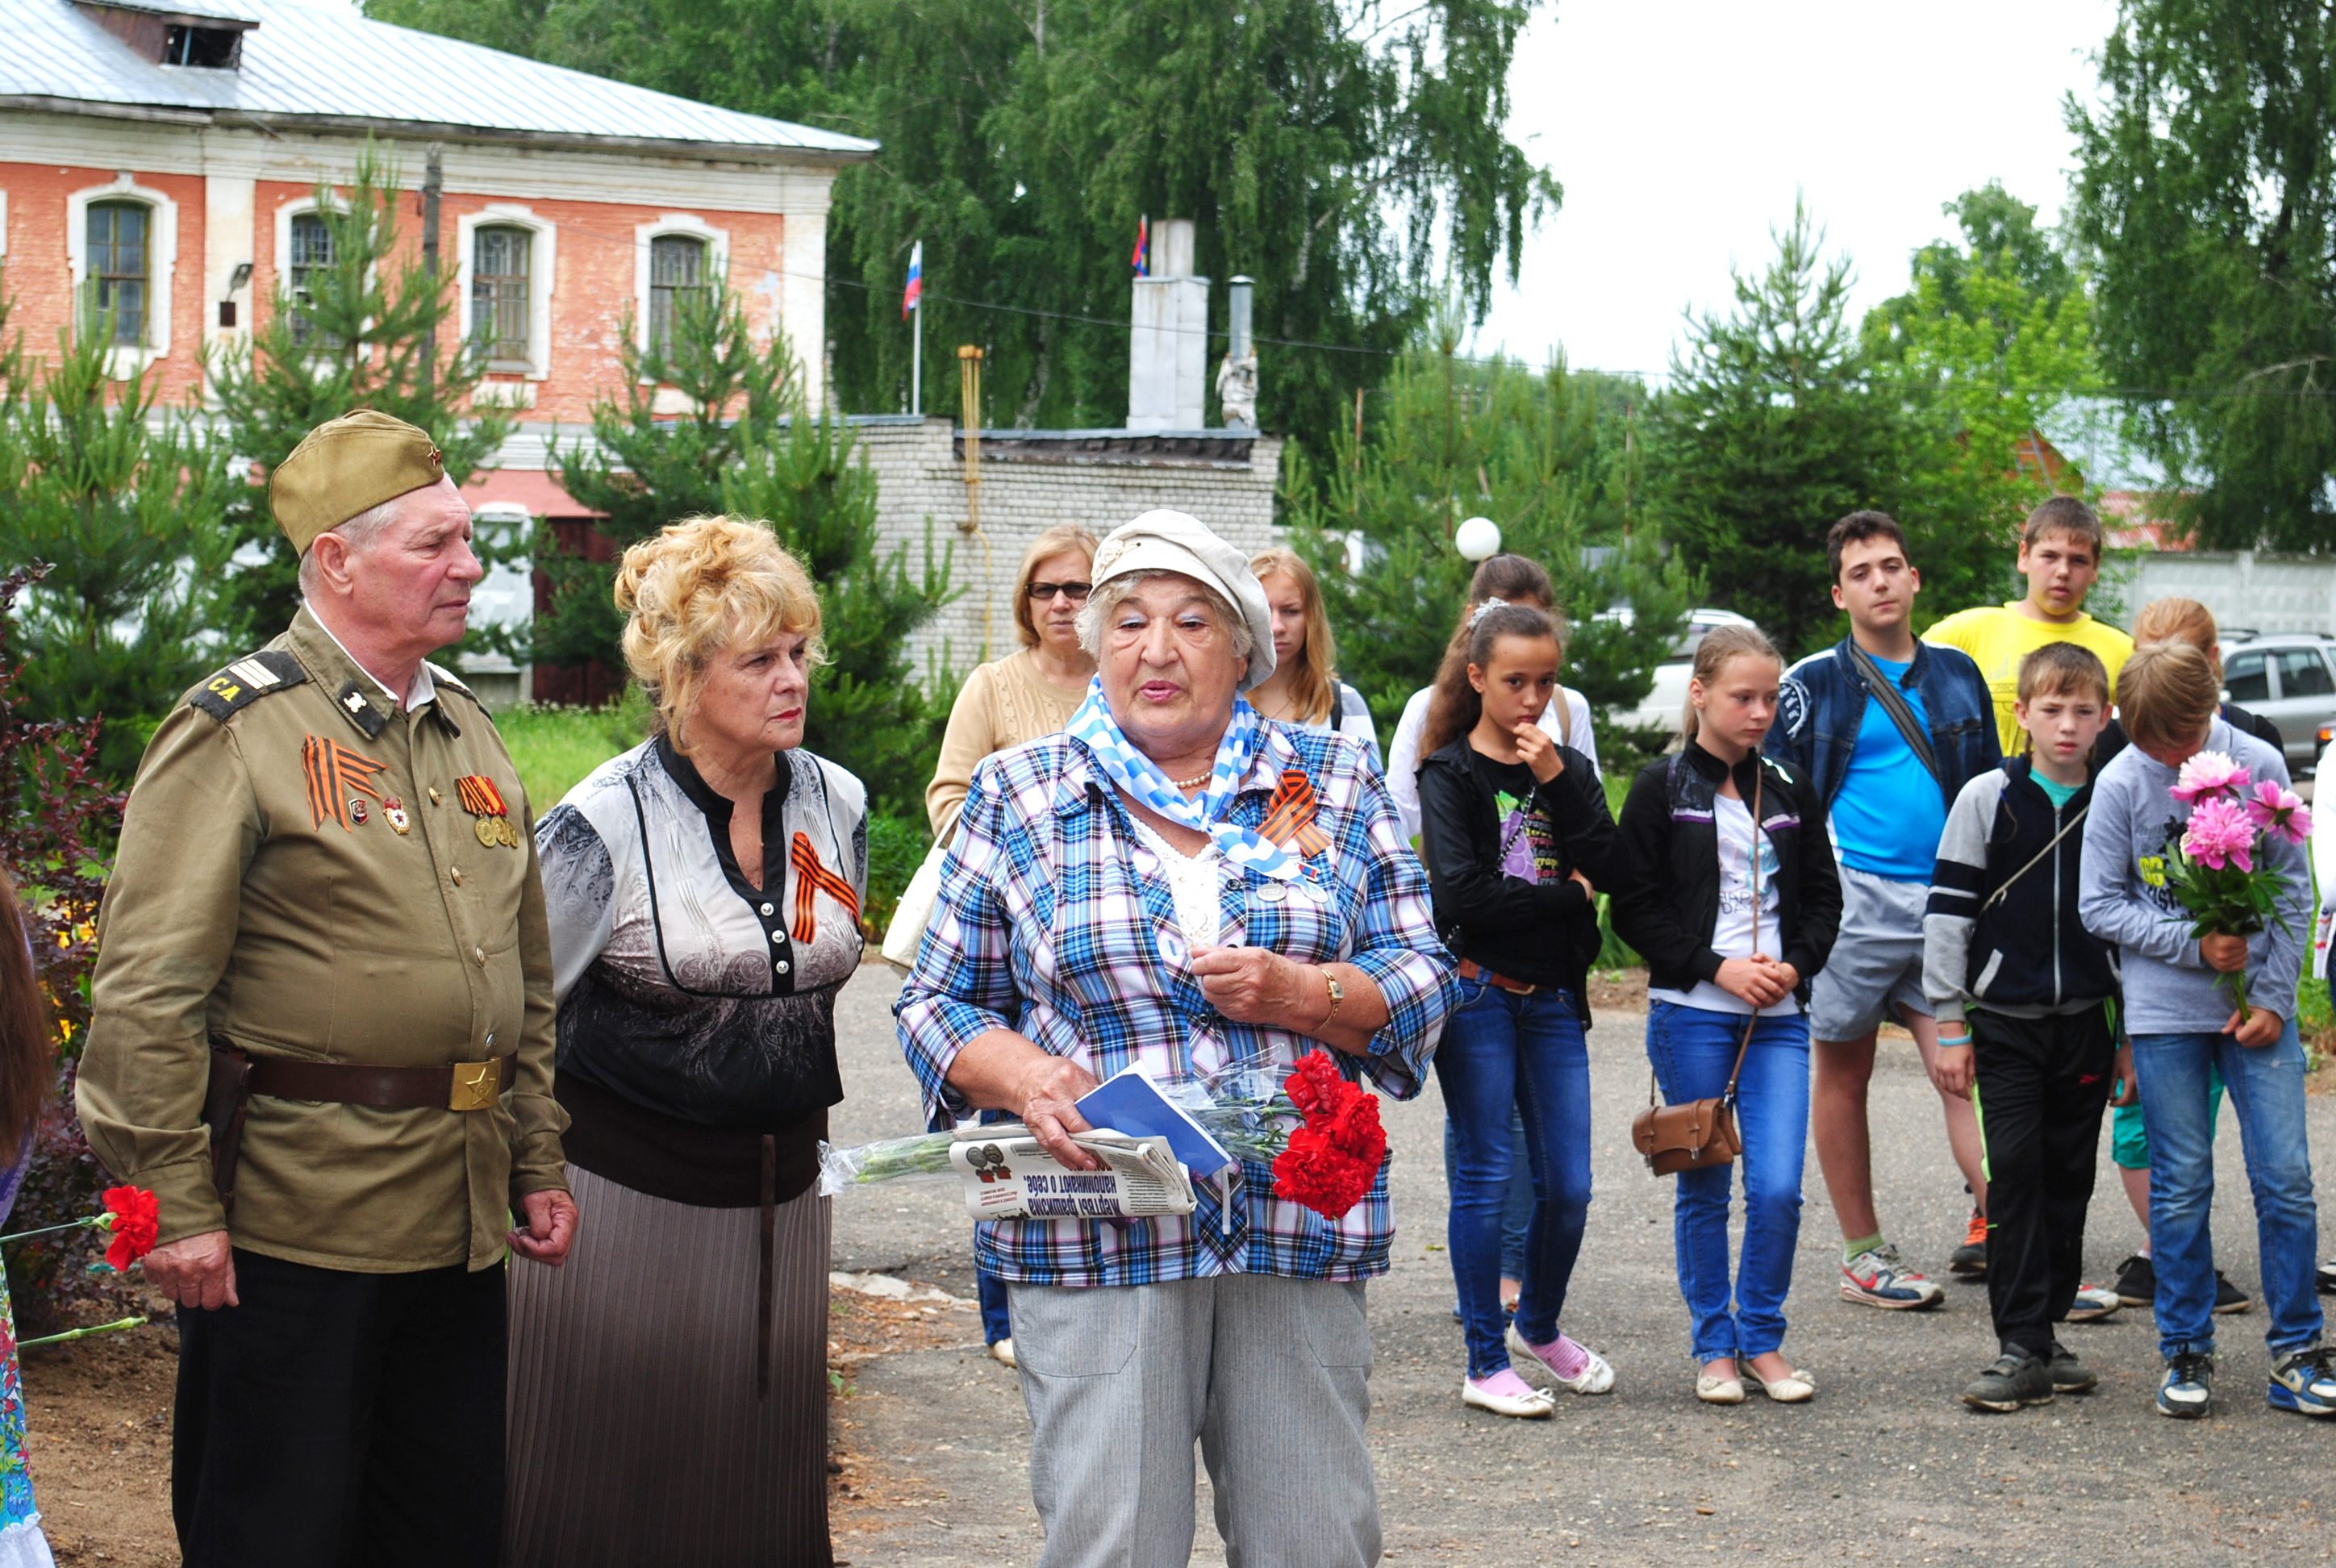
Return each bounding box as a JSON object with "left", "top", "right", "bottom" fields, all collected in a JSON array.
[
  {"left": 1972, "top": 1006, "right": 2116, "bottom": 1357},
  {"left": 173, "top": 1249, "right": 506, "bottom": 1568}
]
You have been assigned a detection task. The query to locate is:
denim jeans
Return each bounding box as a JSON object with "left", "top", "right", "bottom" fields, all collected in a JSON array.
[
  {"left": 978, "top": 1260, "right": 1012, "bottom": 1345},
  {"left": 2130, "top": 1020, "right": 2325, "bottom": 1360},
  {"left": 1646, "top": 1000, "right": 1812, "bottom": 1362},
  {"left": 1433, "top": 980, "right": 1594, "bottom": 1378},
  {"left": 1444, "top": 1111, "right": 1533, "bottom": 1283}
]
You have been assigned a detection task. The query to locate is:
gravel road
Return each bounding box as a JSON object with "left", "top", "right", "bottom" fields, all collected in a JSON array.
[{"left": 828, "top": 970, "right": 2336, "bottom": 1566}]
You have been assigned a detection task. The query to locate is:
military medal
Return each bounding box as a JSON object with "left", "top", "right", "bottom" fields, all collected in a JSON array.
[
  {"left": 348, "top": 798, "right": 369, "bottom": 825},
  {"left": 384, "top": 796, "right": 411, "bottom": 835},
  {"left": 456, "top": 775, "right": 520, "bottom": 849}
]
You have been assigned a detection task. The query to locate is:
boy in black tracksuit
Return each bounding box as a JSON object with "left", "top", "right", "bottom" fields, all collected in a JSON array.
[{"left": 1921, "top": 642, "right": 2125, "bottom": 1410}]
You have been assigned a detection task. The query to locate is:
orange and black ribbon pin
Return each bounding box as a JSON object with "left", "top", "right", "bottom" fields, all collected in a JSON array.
[
  {"left": 1258, "top": 769, "right": 1331, "bottom": 857},
  {"left": 302, "top": 736, "right": 388, "bottom": 831},
  {"left": 456, "top": 775, "right": 509, "bottom": 817},
  {"left": 790, "top": 832, "right": 862, "bottom": 944}
]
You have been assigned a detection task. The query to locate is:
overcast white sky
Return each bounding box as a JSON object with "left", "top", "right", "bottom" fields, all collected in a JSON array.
[{"left": 1471, "top": 0, "right": 2122, "bottom": 380}]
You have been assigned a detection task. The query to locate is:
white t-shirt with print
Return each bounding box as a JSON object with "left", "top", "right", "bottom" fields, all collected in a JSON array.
[{"left": 1650, "top": 792, "right": 1798, "bottom": 1017}]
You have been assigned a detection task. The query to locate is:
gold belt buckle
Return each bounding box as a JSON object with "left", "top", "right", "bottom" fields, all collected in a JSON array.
[{"left": 449, "top": 1059, "right": 501, "bottom": 1111}]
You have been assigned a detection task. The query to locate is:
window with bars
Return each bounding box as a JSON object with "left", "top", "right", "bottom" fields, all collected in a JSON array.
[
  {"left": 471, "top": 226, "right": 532, "bottom": 366},
  {"left": 87, "top": 201, "right": 148, "bottom": 345},
  {"left": 648, "top": 235, "right": 708, "bottom": 356},
  {"left": 288, "top": 211, "right": 336, "bottom": 348}
]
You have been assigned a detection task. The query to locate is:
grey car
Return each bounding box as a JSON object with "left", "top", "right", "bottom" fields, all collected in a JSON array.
[{"left": 2220, "top": 634, "right": 2336, "bottom": 776}]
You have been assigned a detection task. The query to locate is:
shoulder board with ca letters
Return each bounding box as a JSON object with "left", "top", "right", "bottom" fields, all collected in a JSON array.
[{"left": 189, "top": 651, "right": 308, "bottom": 724}]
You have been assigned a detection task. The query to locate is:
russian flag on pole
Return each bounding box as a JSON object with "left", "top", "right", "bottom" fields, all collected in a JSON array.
[
  {"left": 903, "top": 240, "right": 923, "bottom": 318},
  {"left": 1131, "top": 215, "right": 1149, "bottom": 277}
]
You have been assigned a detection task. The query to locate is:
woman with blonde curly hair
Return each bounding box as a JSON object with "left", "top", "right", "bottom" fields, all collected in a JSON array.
[{"left": 507, "top": 515, "right": 868, "bottom": 1565}]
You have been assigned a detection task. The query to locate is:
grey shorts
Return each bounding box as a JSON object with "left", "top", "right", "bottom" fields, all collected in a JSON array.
[{"left": 1808, "top": 864, "right": 1933, "bottom": 1042}]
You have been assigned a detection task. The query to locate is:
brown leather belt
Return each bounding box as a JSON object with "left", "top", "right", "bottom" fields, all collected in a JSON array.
[
  {"left": 1458, "top": 957, "right": 1537, "bottom": 995},
  {"left": 245, "top": 1052, "right": 513, "bottom": 1111}
]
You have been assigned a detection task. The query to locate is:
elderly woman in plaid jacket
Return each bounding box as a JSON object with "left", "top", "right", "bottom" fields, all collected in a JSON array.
[{"left": 895, "top": 510, "right": 1457, "bottom": 1568}]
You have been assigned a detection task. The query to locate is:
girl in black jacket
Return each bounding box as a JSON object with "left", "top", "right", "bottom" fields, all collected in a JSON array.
[
  {"left": 1416, "top": 603, "right": 1627, "bottom": 1417},
  {"left": 1611, "top": 623, "right": 1841, "bottom": 1407}
]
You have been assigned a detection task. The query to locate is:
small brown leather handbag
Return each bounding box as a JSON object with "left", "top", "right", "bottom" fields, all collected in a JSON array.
[{"left": 1630, "top": 771, "right": 1765, "bottom": 1178}]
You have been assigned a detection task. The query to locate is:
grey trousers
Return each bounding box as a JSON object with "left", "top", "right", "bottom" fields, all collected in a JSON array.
[{"left": 1008, "top": 1274, "right": 1380, "bottom": 1568}]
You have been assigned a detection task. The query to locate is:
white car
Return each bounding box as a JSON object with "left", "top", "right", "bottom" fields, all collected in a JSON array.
[{"left": 1596, "top": 607, "right": 1762, "bottom": 736}]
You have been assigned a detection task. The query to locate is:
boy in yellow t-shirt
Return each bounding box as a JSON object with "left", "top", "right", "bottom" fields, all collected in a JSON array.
[{"left": 1926, "top": 497, "right": 2134, "bottom": 755}]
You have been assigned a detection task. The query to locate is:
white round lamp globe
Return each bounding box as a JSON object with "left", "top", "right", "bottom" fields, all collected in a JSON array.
[{"left": 1454, "top": 515, "right": 1501, "bottom": 561}]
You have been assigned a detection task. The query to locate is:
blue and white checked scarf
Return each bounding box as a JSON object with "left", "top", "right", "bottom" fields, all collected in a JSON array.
[{"left": 1066, "top": 679, "right": 1304, "bottom": 881}]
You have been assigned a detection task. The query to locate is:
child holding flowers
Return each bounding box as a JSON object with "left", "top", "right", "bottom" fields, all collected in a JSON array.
[{"left": 2078, "top": 641, "right": 2334, "bottom": 1421}]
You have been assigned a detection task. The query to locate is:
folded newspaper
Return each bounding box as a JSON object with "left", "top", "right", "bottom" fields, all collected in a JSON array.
[{"left": 949, "top": 1125, "right": 1198, "bottom": 1220}]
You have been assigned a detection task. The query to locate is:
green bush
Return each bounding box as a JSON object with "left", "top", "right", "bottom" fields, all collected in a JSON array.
[{"left": 863, "top": 814, "right": 931, "bottom": 943}]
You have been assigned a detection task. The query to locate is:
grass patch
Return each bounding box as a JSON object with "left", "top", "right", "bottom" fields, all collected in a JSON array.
[{"left": 498, "top": 694, "right": 653, "bottom": 812}]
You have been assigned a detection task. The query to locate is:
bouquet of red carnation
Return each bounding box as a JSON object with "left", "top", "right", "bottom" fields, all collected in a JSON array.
[
  {"left": 1270, "top": 1051, "right": 1389, "bottom": 1221},
  {"left": 0, "top": 1183, "right": 162, "bottom": 1271}
]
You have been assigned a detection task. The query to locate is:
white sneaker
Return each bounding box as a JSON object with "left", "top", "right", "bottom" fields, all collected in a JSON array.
[
  {"left": 2065, "top": 1285, "right": 2121, "bottom": 1323},
  {"left": 1505, "top": 1321, "right": 1616, "bottom": 1394},
  {"left": 988, "top": 1337, "right": 1017, "bottom": 1368},
  {"left": 1462, "top": 1374, "right": 1557, "bottom": 1418}
]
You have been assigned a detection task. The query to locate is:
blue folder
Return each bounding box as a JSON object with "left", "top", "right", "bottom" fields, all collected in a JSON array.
[{"left": 1074, "top": 1068, "right": 1237, "bottom": 1178}]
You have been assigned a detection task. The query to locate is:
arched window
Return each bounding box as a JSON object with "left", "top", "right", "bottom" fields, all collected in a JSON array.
[
  {"left": 470, "top": 226, "right": 532, "bottom": 366},
  {"left": 87, "top": 201, "right": 148, "bottom": 345},
  {"left": 648, "top": 234, "right": 707, "bottom": 355},
  {"left": 287, "top": 211, "right": 335, "bottom": 347}
]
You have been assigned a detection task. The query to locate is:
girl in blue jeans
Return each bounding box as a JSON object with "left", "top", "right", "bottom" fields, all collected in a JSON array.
[
  {"left": 1416, "top": 603, "right": 1629, "bottom": 1418},
  {"left": 1612, "top": 624, "right": 1841, "bottom": 1406}
]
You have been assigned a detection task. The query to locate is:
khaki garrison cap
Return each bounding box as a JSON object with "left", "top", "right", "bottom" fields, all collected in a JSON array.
[{"left": 269, "top": 410, "right": 447, "bottom": 555}]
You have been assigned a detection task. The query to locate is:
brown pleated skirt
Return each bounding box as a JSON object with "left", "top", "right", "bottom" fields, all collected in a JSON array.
[{"left": 506, "top": 1166, "right": 833, "bottom": 1567}]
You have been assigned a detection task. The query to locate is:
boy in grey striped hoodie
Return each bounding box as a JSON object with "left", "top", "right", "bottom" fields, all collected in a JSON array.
[
  {"left": 1925, "top": 644, "right": 2123, "bottom": 1412},
  {"left": 2077, "top": 641, "right": 2334, "bottom": 1422}
]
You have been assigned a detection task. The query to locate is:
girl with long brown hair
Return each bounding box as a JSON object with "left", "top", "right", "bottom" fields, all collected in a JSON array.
[
  {"left": 1386, "top": 554, "right": 1601, "bottom": 841},
  {"left": 1415, "top": 603, "right": 1625, "bottom": 1416},
  {"left": 1244, "top": 548, "right": 1379, "bottom": 764}
]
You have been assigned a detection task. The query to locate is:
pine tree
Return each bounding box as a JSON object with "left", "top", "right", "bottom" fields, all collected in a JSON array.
[
  {"left": 207, "top": 143, "right": 513, "bottom": 643},
  {"left": 1646, "top": 200, "right": 1912, "bottom": 659},
  {"left": 540, "top": 281, "right": 955, "bottom": 815},
  {"left": 1283, "top": 308, "right": 1694, "bottom": 752},
  {"left": 0, "top": 286, "right": 241, "bottom": 781}
]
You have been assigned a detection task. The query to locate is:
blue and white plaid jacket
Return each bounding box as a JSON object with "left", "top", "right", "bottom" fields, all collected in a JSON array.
[{"left": 894, "top": 722, "right": 1457, "bottom": 1288}]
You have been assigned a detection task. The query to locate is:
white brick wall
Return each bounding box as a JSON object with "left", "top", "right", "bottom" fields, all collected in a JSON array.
[{"left": 851, "top": 417, "right": 1286, "bottom": 682}]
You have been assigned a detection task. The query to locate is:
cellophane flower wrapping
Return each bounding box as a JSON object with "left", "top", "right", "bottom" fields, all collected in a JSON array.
[
  {"left": 815, "top": 1049, "right": 1388, "bottom": 1219},
  {"left": 2146, "top": 750, "right": 2313, "bottom": 1020}
]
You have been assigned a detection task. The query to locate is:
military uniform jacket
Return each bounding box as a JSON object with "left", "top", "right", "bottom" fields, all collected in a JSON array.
[{"left": 77, "top": 608, "right": 569, "bottom": 1273}]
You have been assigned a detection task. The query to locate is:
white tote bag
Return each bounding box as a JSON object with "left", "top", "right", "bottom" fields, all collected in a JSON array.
[{"left": 881, "top": 832, "right": 953, "bottom": 976}]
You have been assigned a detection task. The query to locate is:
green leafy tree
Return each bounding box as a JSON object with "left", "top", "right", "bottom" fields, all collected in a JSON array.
[
  {"left": 1284, "top": 309, "right": 1693, "bottom": 744},
  {"left": 207, "top": 144, "right": 512, "bottom": 641},
  {"left": 363, "top": 0, "right": 1559, "bottom": 467},
  {"left": 0, "top": 289, "right": 241, "bottom": 780},
  {"left": 2069, "top": 0, "right": 2336, "bottom": 548},
  {"left": 1646, "top": 200, "right": 1913, "bottom": 659},
  {"left": 540, "top": 280, "right": 956, "bottom": 813},
  {"left": 1862, "top": 184, "right": 2101, "bottom": 617}
]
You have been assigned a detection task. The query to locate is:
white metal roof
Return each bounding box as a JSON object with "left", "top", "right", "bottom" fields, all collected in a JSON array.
[{"left": 0, "top": 0, "right": 878, "bottom": 161}]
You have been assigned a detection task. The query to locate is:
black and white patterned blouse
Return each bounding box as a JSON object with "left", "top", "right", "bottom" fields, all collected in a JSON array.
[{"left": 535, "top": 736, "right": 867, "bottom": 1135}]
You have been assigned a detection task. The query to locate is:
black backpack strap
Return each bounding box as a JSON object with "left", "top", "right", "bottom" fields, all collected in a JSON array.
[{"left": 1843, "top": 641, "right": 1944, "bottom": 801}]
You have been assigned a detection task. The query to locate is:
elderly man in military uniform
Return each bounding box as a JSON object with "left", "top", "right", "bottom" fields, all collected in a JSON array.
[{"left": 78, "top": 410, "right": 578, "bottom": 1567}]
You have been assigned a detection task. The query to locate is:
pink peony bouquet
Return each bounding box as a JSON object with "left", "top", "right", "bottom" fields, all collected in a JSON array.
[{"left": 2148, "top": 751, "right": 2313, "bottom": 1020}]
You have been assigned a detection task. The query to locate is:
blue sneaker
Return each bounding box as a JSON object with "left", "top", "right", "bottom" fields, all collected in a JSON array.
[
  {"left": 1841, "top": 1243, "right": 1946, "bottom": 1310},
  {"left": 2268, "top": 1347, "right": 2336, "bottom": 1416},
  {"left": 2157, "top": 1351, "right": 2213, "bottom": 1420}
]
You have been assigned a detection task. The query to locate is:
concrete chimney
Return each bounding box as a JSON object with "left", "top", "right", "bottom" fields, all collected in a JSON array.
[{"left": 1128, "top": 218, "right": 1208, "bottom": 430}]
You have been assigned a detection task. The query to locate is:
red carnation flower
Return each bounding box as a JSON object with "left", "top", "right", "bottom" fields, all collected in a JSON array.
[
  {"left": 101, "top": 1186, "right": 161, "bottom": 1271},
  {"left": 1270, "top": 1050, "right": 1387, "bottom": 1220}
]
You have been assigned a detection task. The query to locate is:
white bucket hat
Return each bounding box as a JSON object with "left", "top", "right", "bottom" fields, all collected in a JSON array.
[{"left": 1088, "top": 509, "right": 1276, "bottom": 691}]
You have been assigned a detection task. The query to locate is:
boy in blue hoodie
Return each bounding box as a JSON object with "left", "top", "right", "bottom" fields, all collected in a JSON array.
[
  {"left": 1925, "top": 644, "right": 2125, "bottom": 1411},
  {"left": 2079, "top": 640, "right": 2335, "bottom": 1420}
]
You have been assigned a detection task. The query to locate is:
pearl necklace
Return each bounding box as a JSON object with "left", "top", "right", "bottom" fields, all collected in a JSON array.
[{"left": 1170, "top": 769, "right": 1213, "bottom": 790}]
